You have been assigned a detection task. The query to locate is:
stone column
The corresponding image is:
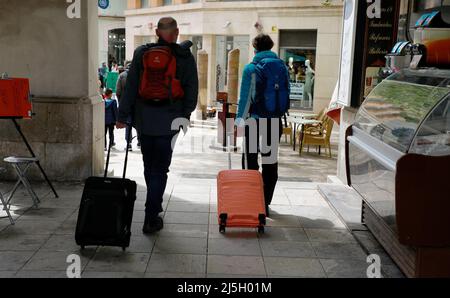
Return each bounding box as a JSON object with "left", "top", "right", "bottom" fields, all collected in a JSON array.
[
  {"left": 196, "top": 50, "right": 209, "bottom": 120},
  {"left": 0, "top": 0, "right": 103, "bottom": 181},
  {"left": 227, "top": 49, "right": 240, "bottom": 114},
  {"left": 202, "top": 35, "right": 217, "bottom": 107}
]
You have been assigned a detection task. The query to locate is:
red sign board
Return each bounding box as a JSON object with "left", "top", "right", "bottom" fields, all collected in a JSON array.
[{"left": 0, "top": 78, "right": 32, "bottom": 119}]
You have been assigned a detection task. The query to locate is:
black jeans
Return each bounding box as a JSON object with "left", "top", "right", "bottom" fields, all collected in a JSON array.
[
  {"left": 126, "top": 126, "right": 142, "bottom": 145},
  {"left": 141, "top": 134, "right": 177, "bottom": 220},
  {"left": 105, "top": 124, "right": 115, "bottom": 148},
  {"left": 243, "top": 118, "right": 283, "bottom": 206}
]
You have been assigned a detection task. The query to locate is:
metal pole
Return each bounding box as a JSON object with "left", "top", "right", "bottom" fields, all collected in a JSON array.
[{"left": 11, "top": 119, "right": 59, "bottom": 198}]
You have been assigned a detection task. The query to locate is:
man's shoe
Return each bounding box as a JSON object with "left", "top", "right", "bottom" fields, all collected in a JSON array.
[{"left": 143, "top": 217, "right": 164, "bottom": 235}]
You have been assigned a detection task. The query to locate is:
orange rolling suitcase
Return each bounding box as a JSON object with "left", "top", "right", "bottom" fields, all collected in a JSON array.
[{"left": 217, "top": 135, "right": 267, "bottom": 234}]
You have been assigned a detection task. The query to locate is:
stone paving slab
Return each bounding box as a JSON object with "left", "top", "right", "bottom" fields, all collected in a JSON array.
[
  {"left": 320, "top": 259, "right": 370, "bottom": 278},
  {"left": 84, "top": 249, "right": 150, "bottom": 273},
  {"left": 207, "top": 255, "right": 266, "bottom": 276},
  {"left": 260, "top": 241, "right": 316, "bottom": 258},
  {"left": 264, "top": 257, "right": 326, "bottom": 278},
  {"left": 0, "top": 251, "right": 35, "bottom": 271},
  {"left": 22, "top": 249, "right": 95, "bottom": 272},
  {"left": 208, "top": 238, "right": 262, "bottom": 257},
  {"left": 146, "top": 253, "right": 207, "bottom": 274},
  {"left": 153, "top": 236, "right": 208, "bottom": 255},
  {"left": 157, "top": 224, "right": 209, "bottom": 239}
]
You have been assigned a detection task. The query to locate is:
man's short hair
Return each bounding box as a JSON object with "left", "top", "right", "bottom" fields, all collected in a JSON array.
[
  {"left": 252, "top": 34, "right": 274, "bottom": 52},
  {"left": 158, "top": 17, "right": 178, "bottom": 31}
]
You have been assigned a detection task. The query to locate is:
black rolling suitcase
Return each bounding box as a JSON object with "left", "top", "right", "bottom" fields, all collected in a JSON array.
[{"left": 75, "top": 128, "right": 137, "bottom": 251}]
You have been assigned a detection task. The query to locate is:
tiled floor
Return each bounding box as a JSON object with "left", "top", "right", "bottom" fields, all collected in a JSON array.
[{"left": 0, "top": 126, "right": 402, "bottom": 278}]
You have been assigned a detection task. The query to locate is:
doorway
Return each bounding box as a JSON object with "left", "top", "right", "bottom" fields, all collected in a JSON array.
[{"left": 108, "top": 28, "right": 126, "bottom": 68}]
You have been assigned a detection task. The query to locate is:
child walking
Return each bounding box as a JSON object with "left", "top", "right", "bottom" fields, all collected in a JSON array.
[{"left": 104, "top": 89, "right": 118, "bottom": 150}]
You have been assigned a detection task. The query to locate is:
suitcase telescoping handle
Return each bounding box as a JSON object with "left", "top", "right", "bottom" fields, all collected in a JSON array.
[
  {"left": 227, "top": 127, "right": 248, "bottom": 171},
  {"left": 104, "top": 124, "right": 133, "bottom": 180}
]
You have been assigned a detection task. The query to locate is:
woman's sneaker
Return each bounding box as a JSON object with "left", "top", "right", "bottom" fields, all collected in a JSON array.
[{"left": 143, "top": 216, "right": 164, "bottom": 234}]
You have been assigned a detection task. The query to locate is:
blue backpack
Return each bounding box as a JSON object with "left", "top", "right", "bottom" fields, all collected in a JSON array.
[{"left": 252, "top": 58, "right": 290, "bottom": 118}]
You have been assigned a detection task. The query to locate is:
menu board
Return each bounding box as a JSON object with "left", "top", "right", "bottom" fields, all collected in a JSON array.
[
  {"left": 337, "top": 0, "right": 401, "bottom": 108},
  {"left": 361, "top": 1, "right": 401, "bottom": 104},
  {"left": 0, "top": 78, "right": 32, "bottom": 119},
  {"left": 365, "top": 1, "right": 400, "bottom": 68}
]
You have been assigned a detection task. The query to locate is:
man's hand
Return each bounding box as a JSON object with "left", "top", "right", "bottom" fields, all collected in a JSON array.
[{"left": 116, "top": 122, "right": 127, "bottom": 129}]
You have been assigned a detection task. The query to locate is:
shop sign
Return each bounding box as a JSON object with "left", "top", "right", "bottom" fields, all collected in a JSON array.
[
  {"left": 290, "top": 82, "right": 304, "bottom": 101},
  {"left": 98, "top": 0, "right": 110, "bottom": 10},
  {"left": 338, "top": 0, "right": 401, "bottom": 108}
]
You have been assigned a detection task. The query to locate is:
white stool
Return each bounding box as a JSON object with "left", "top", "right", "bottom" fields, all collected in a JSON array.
[
  {"left": 0, "top": 167, "right": 15, "bottom": 225},
  {"left": 3, "top": 157, "right": 41, "bottom": 209}
]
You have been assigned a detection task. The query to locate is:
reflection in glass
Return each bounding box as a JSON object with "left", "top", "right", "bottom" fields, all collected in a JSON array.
[
  {"left": 354, "top": 69, "right": 450, "bottom": 152},
  {"left": 410, "top": 96, "right": 450, "bottom": 156}
]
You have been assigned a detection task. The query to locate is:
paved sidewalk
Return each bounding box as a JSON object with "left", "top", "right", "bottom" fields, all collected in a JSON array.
[{"left": 0, "top": 126, "right": 403, "bottom": 278}]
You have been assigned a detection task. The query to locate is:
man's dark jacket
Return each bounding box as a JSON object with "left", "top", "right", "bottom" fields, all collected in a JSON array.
[{"left": 118, "top": 39, "right": 199, "bottom": 136}]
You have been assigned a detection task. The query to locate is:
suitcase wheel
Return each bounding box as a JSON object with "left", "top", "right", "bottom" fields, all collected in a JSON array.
[
  {"left": 258, "top": 226, "right": 265, "bottom": 235},
  {"left": 219, "top": 225, "right": 226, "bottom": 234}
]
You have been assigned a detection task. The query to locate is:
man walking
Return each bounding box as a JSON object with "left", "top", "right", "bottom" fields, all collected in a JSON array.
[
  {"left": 116, "top": 62, "right": 140, "bottom": 150},
  {"left": 117, "top": 17, "right": 199, "bottom": 234}
]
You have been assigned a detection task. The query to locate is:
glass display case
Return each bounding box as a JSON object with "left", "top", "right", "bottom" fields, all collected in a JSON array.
[{"left": 346, "top": 68, "right": 450, "bottom": 277}]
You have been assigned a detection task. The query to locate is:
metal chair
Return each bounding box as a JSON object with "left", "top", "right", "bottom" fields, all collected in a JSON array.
[
  {"left": 0, "top": 167, "right": 15, "bottom": 225},
  {"left": 3, "top": 157, "right": 41, "bottom": 209}
]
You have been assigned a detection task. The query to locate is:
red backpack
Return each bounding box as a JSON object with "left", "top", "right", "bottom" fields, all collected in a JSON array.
[{"left": 139, "top": 46, "right": 185, "bottom": 102}]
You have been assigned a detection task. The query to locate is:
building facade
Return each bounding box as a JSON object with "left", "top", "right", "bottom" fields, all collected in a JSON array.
[
  {"left": 99, "top": 0, "right": 127, "bottom": 67},
  {"left": 125, "top": 0, "right": 343, "bottom": 113}
]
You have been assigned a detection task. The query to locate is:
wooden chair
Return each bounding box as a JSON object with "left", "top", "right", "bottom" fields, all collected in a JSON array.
[
  {"left": 303, "top": 108, "right": 327, "bottom": 134},
  {"left": 299, "top": 116, "right": 334, "bottom": 158},
  {"left": 282, "top": 115, "right": 293, "bottom": 145},
  {"left": 282, "top": 125, "right": 293, "bottom": 145}
]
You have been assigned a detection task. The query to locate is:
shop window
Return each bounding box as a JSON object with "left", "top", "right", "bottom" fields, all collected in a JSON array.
[{"left": 279, "top": 30, "right": 317, "bottom": 110}]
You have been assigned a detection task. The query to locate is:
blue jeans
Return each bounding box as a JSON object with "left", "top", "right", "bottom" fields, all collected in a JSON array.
[{"left": 140, "top": 134, "right": 177, "bottom": 220}]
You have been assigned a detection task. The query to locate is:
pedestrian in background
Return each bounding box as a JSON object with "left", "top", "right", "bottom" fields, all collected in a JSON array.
[
  {"left": 116, "top": 62, "right": 140, "bottom": 150},
  {"left": 104, "top": 89, "right": 118, "bottom": 150}
]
